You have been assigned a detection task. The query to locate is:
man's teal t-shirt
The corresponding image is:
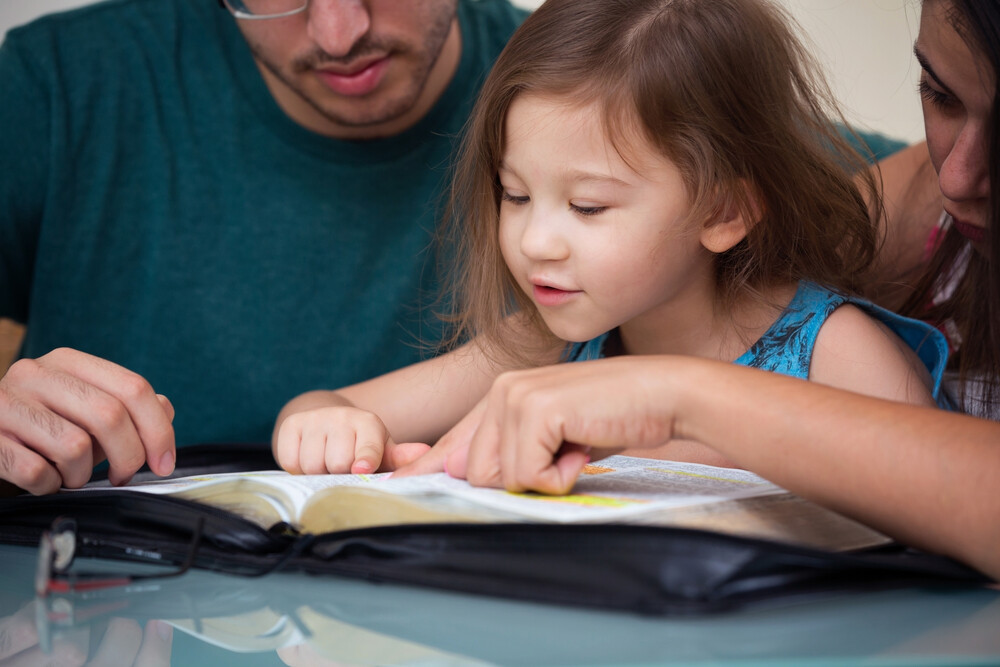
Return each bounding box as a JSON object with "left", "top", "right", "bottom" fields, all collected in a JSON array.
[{"left": 0, "top": 0, "right": 527, "bottom": 446}]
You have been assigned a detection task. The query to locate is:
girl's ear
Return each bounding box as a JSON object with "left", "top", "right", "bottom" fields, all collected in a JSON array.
[{"left": 699, "top": 180, "right": 762, "bottom": 254}]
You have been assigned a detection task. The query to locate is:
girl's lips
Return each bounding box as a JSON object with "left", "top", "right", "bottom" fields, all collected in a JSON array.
[
  {"left": 315, "top": 57, "right": 389, "bottom": 96},
  {"left": 532, "top": 284, "right": 580, "bottom": 307},
  {"left": 953, "top": 219, "right": 987, "bottom": 244}
]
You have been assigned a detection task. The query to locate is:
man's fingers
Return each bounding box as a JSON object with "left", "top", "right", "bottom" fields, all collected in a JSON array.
[
  {"left": 86, "top": 618, "right": 143, "bottom": 667},
  {"left": 156, "top": 394, "right": 175, "bottom": 422},
  {"left": 0, "top": 601, "right": 41, "bottom": 661},
  {"left": 41, "top": 350, "right": 176, "bottom": 480},
  {"left": 0, "top": 362, "right": 96, "bottom": 488},
  {"left": 0, "top": 437, "right": 63, "bottom": 495},
  {"left": 0, "top": 350, "right": 175, "bottom": 489},
  {"left": 134, "top": 621, "right": 173, "bottom": 667}
]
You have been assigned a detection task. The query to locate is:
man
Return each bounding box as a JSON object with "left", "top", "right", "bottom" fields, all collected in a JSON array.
[{"left": 0, "top": 0, "right": 527, "bottom": 493}]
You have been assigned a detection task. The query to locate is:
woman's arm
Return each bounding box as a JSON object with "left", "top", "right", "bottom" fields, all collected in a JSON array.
[{"left": 455, "top": 356, "right": 1000, "bottom": 581}]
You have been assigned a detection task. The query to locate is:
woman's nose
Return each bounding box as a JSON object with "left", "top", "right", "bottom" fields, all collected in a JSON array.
[{"left": 937, "top": 123, "right": 990, "bottom": 204}]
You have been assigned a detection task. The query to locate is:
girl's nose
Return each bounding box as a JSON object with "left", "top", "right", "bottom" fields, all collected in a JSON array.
[
  {"left": 519, "top": 212, "right": 570, "bottom": 262},
  {"left": 937, "top": 122, "right": 990, "bottom": 205},
  {"left": 306, "top": 0, "right": 371, "bottom": 59}
]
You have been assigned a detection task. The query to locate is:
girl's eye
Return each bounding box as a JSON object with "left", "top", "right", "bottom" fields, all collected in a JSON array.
[
  {"left": 918, "top": 79, "right": 958, "bottom": 112},
  {"left": 501, "top": 191, "right": 530, "bottom": 205},
  {"left": 570, "top": 203, "right": 608, "bottom": 216}
]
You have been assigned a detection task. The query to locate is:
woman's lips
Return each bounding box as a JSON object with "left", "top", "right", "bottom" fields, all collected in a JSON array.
[
  {"left": 953, "top": 219, "right": 987, "bottom": 244},
  {"left": 315, "top": 57, "right": 389, "bottom": 96}
]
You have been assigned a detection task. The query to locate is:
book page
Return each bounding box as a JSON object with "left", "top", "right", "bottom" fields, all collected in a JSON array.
[
  {"left": 369, "top": 457, "right": 785, "bottom": 524},
  {"left": 66, "top": 456, "right": 888, "bottom": 549},
  {"left": 292, "top": 457, "right": 784, "bottom": 531},
  {"left": 66, "top": 470, "right": 393, "bottom": 528}
]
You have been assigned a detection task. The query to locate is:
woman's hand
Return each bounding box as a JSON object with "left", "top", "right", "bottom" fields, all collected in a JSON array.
[{"left": 447, "top": 358, "right": 681, "bottom": 493}]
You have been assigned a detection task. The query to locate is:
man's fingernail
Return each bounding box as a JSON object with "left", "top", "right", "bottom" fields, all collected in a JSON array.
[{"left": 159, "top": 450, "right": 175, "bottom": 475}]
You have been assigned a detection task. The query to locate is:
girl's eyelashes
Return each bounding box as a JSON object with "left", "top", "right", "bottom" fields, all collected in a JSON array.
[
  {"left": 918, "top": 78, "right": 958, "bottom": 111},
  {"left": 571, "top": 203, "right": 608, "bottom": 216},
  {"left": 499, "top": 189, "right": 608, "bottom": 215},
  {"left": 501, "top": 191, "right": 530, "bottom": 205}
]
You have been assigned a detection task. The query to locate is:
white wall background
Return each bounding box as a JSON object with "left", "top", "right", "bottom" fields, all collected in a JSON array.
[{"left": 0, "top": 0, "right": 925, "bottom": 143}]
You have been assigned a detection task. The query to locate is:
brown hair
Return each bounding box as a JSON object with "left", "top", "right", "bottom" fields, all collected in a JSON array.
[
  {"left": 902, "top": 0, "right": 1000, "bottom": 415},
  {"left": 441, "top": 0, "right": 881, "bottom": 365}
]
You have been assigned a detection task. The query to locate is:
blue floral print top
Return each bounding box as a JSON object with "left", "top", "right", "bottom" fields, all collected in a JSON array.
[{"left": 566, "top": 281, "right": 951, "bottom": 408}]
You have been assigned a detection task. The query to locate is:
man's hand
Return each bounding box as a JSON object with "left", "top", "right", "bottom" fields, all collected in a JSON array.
[
  {"left": 0, "top": 348, "right": 176, "bottom": 494},
  {"left": 0, "top": 601, "right": 173, "bottom": 666}
]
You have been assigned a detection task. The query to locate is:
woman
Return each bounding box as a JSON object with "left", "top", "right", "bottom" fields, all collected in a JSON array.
[{"left": 412, "top": 0, "right": 1000, "bottom": 583}]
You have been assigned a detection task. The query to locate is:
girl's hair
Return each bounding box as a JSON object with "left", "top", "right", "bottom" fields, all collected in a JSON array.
[
  {"left": 901, "top": 0, "right": 1000, "bottom": 416},
  {"left": 441, "top": 0, "right": 881, "bottom": 364}
]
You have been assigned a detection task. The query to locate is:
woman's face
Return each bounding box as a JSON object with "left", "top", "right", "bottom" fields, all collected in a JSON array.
[{"left": 916, "top": 0, "right": 994, "bottom": 244}]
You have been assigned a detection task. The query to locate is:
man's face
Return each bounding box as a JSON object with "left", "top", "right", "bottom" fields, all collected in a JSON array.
[{"left": 236, "top": 0, "right": 461, "bottom": 139}]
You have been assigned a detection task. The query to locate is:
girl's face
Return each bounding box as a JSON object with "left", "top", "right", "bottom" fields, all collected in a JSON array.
[
  {"left": 497, "top": 94, "right": 717, "bottom": 348},
  {"left": 917, "top": 0, "right": 994, "bottom": 244}
]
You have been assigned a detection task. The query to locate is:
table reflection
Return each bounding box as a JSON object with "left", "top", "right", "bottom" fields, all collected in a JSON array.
[{"left": 2, "top": 544, "right": 999, "bottom": 667}]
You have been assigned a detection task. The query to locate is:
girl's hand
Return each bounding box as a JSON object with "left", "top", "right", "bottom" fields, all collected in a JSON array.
[
  {"left": 447, "top": 358, "right": 681, "bottom": 494},
  {"left": 274, "top": 406, "right": 429, "bottom": 475}
]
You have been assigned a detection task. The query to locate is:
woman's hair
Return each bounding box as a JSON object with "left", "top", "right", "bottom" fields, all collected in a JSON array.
[
  {"left": 440, "top": 0, "right": 881, "bottom": 364},
  {"left": 901, "top": 0, "right": 1000, "bottom": 416}
]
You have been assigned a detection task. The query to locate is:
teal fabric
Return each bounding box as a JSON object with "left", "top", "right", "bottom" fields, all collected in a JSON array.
[
  {"left": 841, "top": 126, "right": 909, "bottom": 163},
  {"left": 0, "top": 0, "right": 527, "bottom": 446},
  {"left": 568, "top": 281, "right": 951, "bottom": 408}
]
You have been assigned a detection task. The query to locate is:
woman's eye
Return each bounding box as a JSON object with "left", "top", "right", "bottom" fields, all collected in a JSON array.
[
  {"left": 571, "top": 203, "right": 608, "bottom": 216},
  {"left": 501, "top": 191, "right": 530, "bottom": 205},
  {"left": 918, "top": 79, "right": 958, "bottom": 111}
]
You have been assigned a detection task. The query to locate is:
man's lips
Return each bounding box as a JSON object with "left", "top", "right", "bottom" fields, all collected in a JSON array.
[{"left": 315, "top": 57, "right": 389, "bottom": 96}]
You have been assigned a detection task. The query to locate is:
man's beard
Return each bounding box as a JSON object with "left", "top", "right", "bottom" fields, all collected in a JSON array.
[{"left": 251, "top": 9, "right": 455, "bottom": 129}]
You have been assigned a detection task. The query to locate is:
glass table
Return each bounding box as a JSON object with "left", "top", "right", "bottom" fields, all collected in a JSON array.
[{"left": 2, "top": 543, "right": 999, "bottom": 666}]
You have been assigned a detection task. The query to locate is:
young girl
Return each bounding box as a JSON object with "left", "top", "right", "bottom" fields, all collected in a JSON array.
[
  {"left": 272, "top": 0, "right": 948, "bottom": 476},
  {"left": 442, "top": 0, "right": 1000, "bottom": 582}
]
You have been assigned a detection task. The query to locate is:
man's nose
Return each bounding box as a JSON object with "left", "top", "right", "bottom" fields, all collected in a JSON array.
[{"left": 306, "top": 0, "right": 371, "bottom": 59}]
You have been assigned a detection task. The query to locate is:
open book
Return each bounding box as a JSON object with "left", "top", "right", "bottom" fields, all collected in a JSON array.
[{"left": 71, "top": 456, "right": 887, "bottom": 551}]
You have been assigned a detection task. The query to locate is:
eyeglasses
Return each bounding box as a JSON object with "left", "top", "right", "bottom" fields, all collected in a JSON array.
[
  {"left": 35, "top": 517, "right": 203, "bottom": 597},
  {"left": 219, "top": 0, "right": 308, "bottom": 20}
]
